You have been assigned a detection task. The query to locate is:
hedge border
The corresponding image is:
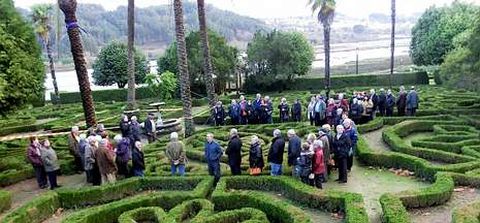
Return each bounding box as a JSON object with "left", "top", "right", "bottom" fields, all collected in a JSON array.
[
  {"left": 0, "top": 190, "right": 12, "bottom": 214},
  {"left": 117, "top": 206, "right": 166, "bottom": 223},
  {"left": 452, "top": 200, "right": 480, "bottom": 223},
  {"left": 1, "top": 192, "right": 60, "bottom": 223}
]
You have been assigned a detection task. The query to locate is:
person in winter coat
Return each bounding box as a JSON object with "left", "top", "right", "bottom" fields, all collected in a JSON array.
[
  {"left": 84, "top": 136, "right": 99, "bottom": 185},
  {"left": 292, "top": 99, "right": 302, "bottom": 122},
  {"left": 349, "top": 98, "right": 364, "bottom": 125},
  {"left": 262, "top": 96, "right": 273, "bottom": 124},
  {"left": 214, "top": 101, "right": 226, "bottom": 126},
  {"left": 378, "top": 88, "right": 387, "bottom": 116},
  {"left": 165, "top": 132, "right": 187, "bottom": 176},
  {"left": 338, "top": 93, "right": 350, "bottom": 113},
  {"left": 78, "top": 134, "right": 88, "bottom": 173},
  {"left": 239, "top": 96, "right": 249, "bottom": 125},
  {"left": 287, "top": 129, "right": 302, "bottom": 177},
  {"left": 204, "top": 133, "right": 223, "bottom": 185},
  {"left": 40, "top": 139, "right": 60, "bottom": 190},
  {"left": 334, "top": 108, "right": 344, "bottom": 127},
  {"left": 68, "top": 126, "right": 83, "bottom": 172},
  {"left": 114, "top": 135, "right": 131, "bottom": 179},
  {"left": 312, "top": 140, "right": 326, "bottom": 189},
  {"left": 95, "top": 139, "right": 117, "bottom": 185},
  {"left": 132, "top": 141, "right": 145, "bottom": 177},
  {"left": 406, "top": 86, "right": 420, "bottom": 116},
  {"left": 253, "top": 94, "right": 263, "bottom": 124},
  {"left": 129, "top": 116, "right": 142, "bottom": 142},
  {"left": 386, "top": 89, "right": 396, "bottom": 117},
  {"left": 27, "top": 136, "right": 48, "bottom": 189},
  {"left": 306, "top": 133, "right": 316, "bottom": 147},
  {"left": 314, "top": 95, "right": 326, "bottom": 126},
  {"left": 119, "top": 115, "right": 131, "bottom": 137},
  {"left": 246, "top": 100, "right": 256, "bottom": 124},
  {"left": 396, "top": 86, "right": 407, "bottom": 116},
  {"left": 228, "top": 100, "right": 240, "bottom": 125},
  {"left": 318, "top": 128, "right": 331, "bottom": 181},
  {"left": 308, "top": 96, "right": 316, "bottom": 126},
  {"left": 144, "top": 113, "right": 157, "bottom": 143},
  {"left": 343, "top": 119, "right": 358, "bottom": 172},
  {"left": 333, "top": 125, "right": 352, "bottom": 183},
  {"left": 278, "top": 98, "right": 290, "bottom": 123},
  {"left": 226, "top": 128, "right": 242, "bottom": 175},
  {"left": 249, "top": 135, "right": 265, "bottom": 174},
  {"left": 297, "top": 143, "right": 313, "bottom": 185},
  {"left": 326, "top": 98, "right": 337, "bottom": 127},
  {"left": 267, "top": 129, "right": 285, "bottom": 176},
  {"left": 370, "top": 89, "right": 379, "bottom": 119}
]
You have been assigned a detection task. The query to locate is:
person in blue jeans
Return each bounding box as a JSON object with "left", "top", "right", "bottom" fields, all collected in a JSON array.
[
  {"left": 268, "top": 129, "right": 285, "bottom": 176},
  {"left": 204, "top": 133, "right": 223, "bottom": 185},
  {"left": 165, "top": 132, "right": 187, "bottom": 176}
]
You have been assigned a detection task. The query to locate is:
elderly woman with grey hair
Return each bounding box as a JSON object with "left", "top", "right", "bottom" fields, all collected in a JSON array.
[
  {"left": 129, "top": 116, "right": 141, "bottom": 142},
  {"left": 68, "top": 126, "right": 83, "bottom": 172},
  {"left": 226, "top": 128, "right": 242, "bottom": 175},
  {"left": 249, "top": 135, "right": 264, "bottom": 175},
  {"left": 267, "top": 129, "right": 285, "bottom": 176}
]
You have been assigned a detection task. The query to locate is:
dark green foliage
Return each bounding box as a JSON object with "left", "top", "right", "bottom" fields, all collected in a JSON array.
[
  {"left": 452, "top": 200, "right": 480, "bottom": 223},
  {"left": 157, "top": 30, "right": 238, "bottom": 94},
  {"left": 379, "top": 194, "right": 409, "bottom": 223},
  {"left": 410, "top": 2, "right": 479, "bottom": 65},
  {"left": 0, "top": 190, "right": 11, "bottom": 213},
  {"left": 53, "top": 87, "right": 159, "bottom": 104},
  {"left": 117, "top": 207, "right": 165, "bottom": 223},
  {"left": 92, "top": 41, "right": 147, "bottom": 88},
  {"left": 244, "top": 30, "right": 314, "bottom": 88},
  {"left": 0, "top": 0, "right": 45, "bottom": 113},
  {"left": 1, "top": 192, "right": 60, "bottom": 223}
]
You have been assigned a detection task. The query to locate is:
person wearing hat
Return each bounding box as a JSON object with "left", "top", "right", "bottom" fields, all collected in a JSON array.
[
  {"left": 406, "top": 86, "right": 419, "bottom": 116},
  {"left": 144, "top": 113, "right": 156, "bottom": 143},
  {"left": 292, "top": 99, "right": 302, "bottom": 122}
]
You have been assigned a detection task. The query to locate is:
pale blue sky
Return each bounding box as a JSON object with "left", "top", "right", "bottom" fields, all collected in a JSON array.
[{"left": 14, "top": 0, "right": 480, "bottom": 19}]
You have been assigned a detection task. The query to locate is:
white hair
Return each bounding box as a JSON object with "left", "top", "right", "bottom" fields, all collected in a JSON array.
[
  {"left": 273, "top": 129, "right": 281, "bottom": 137},
  {"left": 80, "top": 134, "right": 87, "bottom": 139},
  {"left": 206, "top": 133, "right": 214, "bottom": 138},
  {"left": 307, "top": 133, "right": 316, "bottom": 142},
  {"left": 400, "top": 86, "right": 405, "bottom": 91},
  {"left": 251, "top": 135, "right": 259, "bottom": 143},
  {"left": 281, "top": 98, "right": 286, "bottom": 103},
  {"left": 256, "top": 93, "right": 261, "bottom": 98},
  {"left": 135, "top": 141, "right": 142, "bottom": 148},
  {"left": 265, "top": 96, "right": 270, "bottom": 100},
  {"left": 313, "top": 140, "right": 323, "bottom": 148},
  {"left": 370, "top": 89, "right": 375, "bottom": 94},
  {"left": 171, "top": 132, "right": 179, "bottom": 140},
  {"left": 338, "top": 93, "right": 344, "bottom": 100},
  {"left": 343, "top": 119, "right": 353, "bottom": 128},
  {"left": 95, "top": 135, "right": 102, "bottom": 142},
  {"left": 230, "top": 128, "right": 238, "bottom": 136},
  {"left": 353, "top": 98, "right": 358, "bottom": 104},
  {"left": 131, "top": 116, "right": 138, "bottom": 121},
  {"left": 71, "top": 126, "right": 79, "bottom": 132},
  {"left": 87, "top": 135, "right": 97, "bottom": 143},
  {"left": 114, "top": 134, "right": 123, "bottom": 142},
  {"left": 336, "top": 108, "right": 343, "bottom": 115},
  {"left": 287, "top": 129, "right": 296, "bottom": 135},
  {"left": 322, "top": 124, "right": 331, "bottom": 131}
]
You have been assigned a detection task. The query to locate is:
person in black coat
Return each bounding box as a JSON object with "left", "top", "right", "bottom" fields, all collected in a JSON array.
[
  {"left": 249, "top": 135, "right": 264, "bottom": 171},
  {"left": 246, "top": 101, "right": 256, "bottom": 124},
  {"left": 370, "top": 89, "right": 379, "bottom": 119},
  {"left": 287, "top": 129, "right": 302, "bottom": 176},
  {"left": 120, "top": 114, "right": 131, "bottom": 137},
  {"left": 292, "top": 99, "right": 302, "bottom": 122},
  {"left": 129, "top": 116, "right": 142, "bottom": 142},
  {"left": 225, "top": 128, "right": 242, "bottom": 175},
  {"left": 386, "top": 89, "right": 396, "bottom": 117},
  {"left": 267, "top": 129, "right": 285, "bottom": 176},
  {"left": 278, "top": 98, "right": 289, "bottom": 123},
  {"left": 333, "top": 125, "right": 352, "bottom": 183},
  {"left": 132, "top": 141, "right": 145, "bottom": 177},
  {"left": 213, "top": 101, "right": 226, "bottom": 126},
  {"left": 396, "top": 86, "right": 407, "bottom": 116},
  {"left": 378, "top": 88, "right": 387, "bottom": 117},
  {"left": 144, "top": 113, "right": 156, "bottom": 143}
]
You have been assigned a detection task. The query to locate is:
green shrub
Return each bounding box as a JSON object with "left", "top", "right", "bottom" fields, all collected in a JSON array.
[
  {"left": 379, "top": 193, "right": 409, "bottom": 223},
  {"left": 452, "top": 201, "right": 480, "bottom": 223},
  {"left": 0, "top": 168, "right": 34, "bottom": 187},
  {"left": 191, "top": 207, "right": 269, "bottom": 223},
  {"left": 0, "top": 190, "right": 12, "bottom": 213},
  {"left": 54, "top": 87, "right": 158, "bottom": 104},
  {"left": 396, "top": 172, "right": 454, "bottom": 208},
  {"left": 1, "top": 192, "right": 60, "bottom": 223},
  {"left": 117, "top": 207, "right": 165, "bottom": 223},
  {"left": 165, "top": 199, "right": 214, "bottom": 222}
]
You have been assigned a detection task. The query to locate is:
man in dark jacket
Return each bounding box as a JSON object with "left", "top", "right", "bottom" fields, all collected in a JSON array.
[
  {"left": 386, "top": 89, "right": 396, "bottom": 117},
  {"left": 333, "top": 125, "right": 352, "bottom": 183},
  {"left": 267, "top": 129, "right": 286, "bottom": 176},
  {"left": 396, "top": 86, "right": 407, "bottom": 116},
  {"left": 253, "top": 94, "right": 263, "bottom": 124},
  {"left": 262, "top": 96, "right": 273, "bottom": 124},
  {"left": 378, "top": 88, "right": 387, "bottom": 116},
  {"left": 205, "top": 133, "right": 223, "bottom": 185},
  {"left": 119, "top": 114, "right": 131, "bottom": 137},
  {"left": 226, "top": 128, "right": 242, "bottom": 175},
  {"left": 214, "top": 101, "right": 226, "bottom": 126},
  {"left": 370, "top": 89, "right": 379, "bottom": 119},
  {"left": 287, "top": 129, "right": 302, "bottom": 177},
  {"left": 129, "top": 116, "right": 141, "bottom": 142},
  {"left": 132, "top": 141, "right": 145, "bottom": 177},
  {"left": 115, "top": 136, "right": 131, "bottom": 179},
  {"left": 228, "top": 100, "right": 240, "bottom": 125},
  {"left": 278, "top": 98, "right": 289, "bottom": 123},
  {"left": 27, "top": 136, "right": 48, "bottom": 189},
  {"left": 292, "top": 99, "right": 302, "bottom": 122},
  {"left": 407, "top": 86, "right": 420, "bottom": 116},
  {"left": 144, "top": 113, "right": 156, "bottom": 143},
  {"left": 239, "top": 96, "right": 248, "bottom": 125}
]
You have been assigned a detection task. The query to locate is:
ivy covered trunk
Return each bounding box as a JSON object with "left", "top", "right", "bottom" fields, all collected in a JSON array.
[
  {"left": 59, "top": 0, "right": 96, "bottom": 127},
  {"left": 174, "top": 0, "right": 195, "bottom": 137},
  {"left": 46, "top": 39, "right": 59, "bottom": 103}
]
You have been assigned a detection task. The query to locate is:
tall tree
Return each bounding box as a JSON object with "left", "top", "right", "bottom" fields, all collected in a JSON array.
[
  {"left": 173, "top": 0, "right": 195, "bottom": 137},
  {"left": 58, "top": 0, "right": 96, "bottom": 127},
  {"left": 196, "top": 0, "right": 217, "bottom": 108},
  {"left": 127, "top": 0, "right": 136, "bottom": 110},
  {"left": 309, "top": 0, "right": 335, "bottom": 98},
  {"left": 389, "top": 0, "right": 395, "bottom": 89},
  {"left": 31, "top": 4, "right": 60, "bottom": 102}
]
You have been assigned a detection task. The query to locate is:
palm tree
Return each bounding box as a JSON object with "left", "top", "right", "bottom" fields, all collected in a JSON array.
[
  {"left": 126, "top": 0, "right": 136, "bottom": 110},
  {"left": 196, "top": 0, "right": 217, "bottom": 109},
  {"left": 58, "top": 0, "right": 97, "bottom": 127},
  {"left": 174, "top": 0, "right": 195, "bottom": 137},
  {"left": 309, "top": 0, "right": 335, "bottom": 98},
  {"left": 390, "top": 0, "right": 396, "bottom": 89},
  {"left": 31, "top": 4, "right": 60, "bottom": 103}
]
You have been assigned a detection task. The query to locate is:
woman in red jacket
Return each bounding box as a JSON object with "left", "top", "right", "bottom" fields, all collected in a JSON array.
[{"left": 312, "top": 140, "right": 326, "bottom": 189}]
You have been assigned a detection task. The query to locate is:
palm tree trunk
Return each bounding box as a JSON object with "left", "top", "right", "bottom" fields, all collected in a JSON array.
[
  {"left": 59, "top": 0, "right": 96, "bottom": 127},
  {"left": 46, "top": 39, "right": 60, "bottom": 103},
  {"left": 323, "top": 24, "right": 331, "bottom": 99},
  {"left": 174, "top": 0, "right": 195, "bottom": 137},
  {"left": 197, "top": 0, "right": 217, "bottom": 108},
  {"left": 127, "top": 0, "right": 136, "bottom": 110},
  {"left": 390, "top": 0, "right": 396, "bottom": 89}
]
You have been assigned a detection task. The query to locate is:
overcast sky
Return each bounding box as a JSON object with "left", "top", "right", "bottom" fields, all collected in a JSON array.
[{"left": 14, "top": 0, "right": 480, "bottom": 19}]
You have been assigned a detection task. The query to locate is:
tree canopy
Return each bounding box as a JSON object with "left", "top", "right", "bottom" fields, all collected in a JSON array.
[
  {"left": 144, "top": 71, "right": 178, "bottom": 100},
  {"left": 244, "top": 30, "right": 314, "bottom": 91},
  {"left": 92, "top": 41, "right": 147, "bottom": 88},
  {"left": 410, "top": 2, "right": 479, "bottom": 66},
  {"left": 157, "top": 30, "right": 238, "bottom": 94},
  {"left": 0, "top": 0, "right": 45, "bottom": 113}
]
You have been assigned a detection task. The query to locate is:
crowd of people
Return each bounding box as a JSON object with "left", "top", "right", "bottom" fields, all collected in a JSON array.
[{"left": 213, "top": 86, "right": 420, "bottom": 126}]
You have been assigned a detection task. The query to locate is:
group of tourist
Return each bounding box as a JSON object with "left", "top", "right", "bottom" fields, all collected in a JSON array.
[{"left": 213, "top": 86, "right": 420, "bottom": 126}]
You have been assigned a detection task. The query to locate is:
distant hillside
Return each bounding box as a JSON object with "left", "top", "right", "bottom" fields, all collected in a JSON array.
[{"left": 18, "top": 2, "right": 267, "bottom": 59}]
